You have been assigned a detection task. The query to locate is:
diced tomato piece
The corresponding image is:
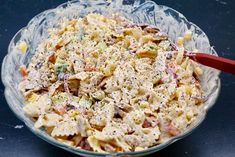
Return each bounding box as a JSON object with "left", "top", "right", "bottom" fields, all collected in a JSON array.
[
  {"left": 19, "top": 65, "right": 27, "bottom": 77},
  {"left": 53, "top": 105, "right": 66, "bottom": 115}
]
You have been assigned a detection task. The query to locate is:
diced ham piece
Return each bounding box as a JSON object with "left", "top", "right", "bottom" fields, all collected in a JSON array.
[
  {"left": 48, "top": 53, "right": 56, "bottom": 63},
  {"left": 84, "top": 63, "right": 96, "bottom": 72},
  {"left": 165, "top": 124, "right": 181, "bottom": 136},
  {"left": 166, "top": 63, "right": 177, "bottom": 79},
  {"left": 77, "top": 138, "right": 93, "bottom": 151},
  {"left": 142, "top": 119, "right": 152, "bottom": 128},
  {"left": 147, "top": 117, "right": 159, "bottom": 127}
]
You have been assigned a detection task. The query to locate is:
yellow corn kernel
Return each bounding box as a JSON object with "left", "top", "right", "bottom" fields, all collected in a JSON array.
[
  {"left": 176, "top": 87, "right": 185, "bottom": 98},
  {"left": 186, "top": 62, "right": 193, "bottom": 76},
  {"left": 141, "top": 35, "right": 154, "bottom": 43},
  {"left": 99, "top": 66, "right": 104, "bottom": 72},
  {"left": 66, "top": 25, "right": 75, "bottom": 31},
  {"left": 176, "top": 47, "right": 184, "bottom": 65},
  {"left": 18, "top": 41, "right": 28, "bottom": 53},
  {"left": 186, "top": 111, "right": 194, "bottom": 121},
  {"left": 87, "top": 129, "right": 93, "bottom": 136},
  {"left": 123, "top": 28, "right": 142, "bottom": 40},
  {"left": 68, "top": 109, "right": 80, "bottom": 118},
  {"left": 27, "top": 93, "right": 40, "bottom": 102},
  {"left": 184, "top": 30, "right": 193, "bottom": 41},
  {"left": 176, "top": 37, "right": 184, "bottom": 46},
  {"left": 85, "top": 57, "right": 91, "bottom": 63},
  {"left": 136, "top": 48, "right": 157, "bottom": 58},
  {"left": 130, "top": 60, "right": 135, "bottom": 67},
  {"left": 103, "top": 68, "right": 112, "bottom": 76},
  {"left": 135, "top": 147, "right": 145, "bottom": 151},
  {"left": 123, "top": 37, "right": 131, "bottom": 49},
  {"left": 184, "top": 85, "right": 192, "bottom": 95},
  {"left": 92, "top": 90, "right": 105, "bottom": 100},
  {"left": 181, "top": 57, "right": 189, "bottom": 69},
  {"left": 102, "top": 63, "right": 116, "bottom": 76},
  {"left": 108, "top": 63, "right": 117, "bottom": 70},
  {"left": 195, "top": 67, "right": 203, "bottom": 76},
  {"left": 132, "top": 28, "right": 142, "bottom": 40},
  {"left": 91, "top": 51, "right": 99, "bottom": 58},
  {"left": 132, "top": 111, "right": 145, "bottom": 125},
  {"left": 139, "top": 101, "right": 149, "bottom": 108},
  {"left": 90, "top": 31, "right": 99, "bottom": 40}
]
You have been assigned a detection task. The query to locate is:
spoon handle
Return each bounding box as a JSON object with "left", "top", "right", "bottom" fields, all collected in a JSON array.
[{"left": 186, "top": 52, "right": 235, "bottom": 75}]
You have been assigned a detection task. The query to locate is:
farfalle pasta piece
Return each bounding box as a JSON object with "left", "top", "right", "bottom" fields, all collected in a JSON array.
[
  {"left": 48, "top": 81, "right": 63, "bottom": 96},
  {"left": 23, "top": 94, "right": 51, "bottom": 117},
  {"left": 34, "top": 113, "right": 62, "bottom": 128},
  {"left": 69, "top": 72, "right": 89, "bottom": 81},
  {"left": 56, "top": 137, "right": 74, "bottom": 146},
  {"left": 76, "top": 115, "right": 91, "bottom": 137},
  {"left": 123, "top": 110, "right": 146, "bottom": 128},
  {"left": 90, "top": 102, "right": 115, "bottom": 127},
  {"left": 51, "top": 118, "right": 79, "bottom": 137},
  {"left": 87, "top": 136, "right": 105, "bottom": 153}
]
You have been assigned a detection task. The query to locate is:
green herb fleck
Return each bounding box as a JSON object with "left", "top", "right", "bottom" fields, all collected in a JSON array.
[{"left": 149, "top": 45, "right": 156, "bottom": 49}]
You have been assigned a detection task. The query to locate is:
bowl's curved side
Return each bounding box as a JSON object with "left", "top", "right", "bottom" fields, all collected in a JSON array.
[{"left": 1, "top": 0, "right": 220, "bottom": 156}]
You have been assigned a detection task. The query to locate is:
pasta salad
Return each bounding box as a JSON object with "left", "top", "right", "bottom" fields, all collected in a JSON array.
[{"left": 18, "top": 13, "right": 204, "bottom": 153}]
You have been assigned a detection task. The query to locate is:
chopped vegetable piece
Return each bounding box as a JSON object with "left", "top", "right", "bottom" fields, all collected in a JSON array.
[
  {"left": 139, "top": 101, "right": 149, "bottom": 108},
  {"left": 77, "top": 138, "right": 93, "bottom": 151},
  {"left": 84, "top": 63, "right": 96, "bottom": 72},
  {"left": 165, "top": 124, "right": 181, "bottom": 136},
  {"left": 17, "top": 41, "right": 28, "bottom": 53},
  {"left": 27, "top": 93, "right": 40, "bottom": 102},
  {"left": 68, "top": 109, "right": 80, "bottom": 118},
  {"left": 136, "top": 48, "right": 157, "bottom": 58},
  {"left": 176, "top": 37, "right": 184, "bottom": 46},
  {"left": 19, "top": 65, "right": 27, "bottom": 77},
  {"left": 48, "top": 53, "right": 56, "bottom": 63},
  {"left": 184, "top": 30, "right": 193, "bottom": 41},
  {"left": 79, "top": 96, "right": 92, "bottom": 108},
  {"left": 149, "top": 45, "right": 156, "bottom": 49},
  {"left": 142, "top": 119, "right": 152, "bottom": 128},
  {"left": 195, "top": 67, "right": 203, "bottom": 76},
  {"left": 53, "top": 104, "right": 66, "bottom": 115},
  {"left": 92, "top": 90, "right": 105, "bottom": 100},
  {"left": 54, "top": 61, "right": 69, "bottom": 75},
  {"left": 51, "top": 92, "right": 69, "bottom": 104}
]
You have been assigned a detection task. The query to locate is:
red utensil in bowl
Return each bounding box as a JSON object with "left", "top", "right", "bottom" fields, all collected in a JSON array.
[{"left": 185, "top": 52, "right": 235, "bottom": 75}]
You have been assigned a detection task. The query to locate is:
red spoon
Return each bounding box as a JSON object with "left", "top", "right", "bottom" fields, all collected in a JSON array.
[{"left": 185, "top": 52, "right": 235, "bottom": 75}]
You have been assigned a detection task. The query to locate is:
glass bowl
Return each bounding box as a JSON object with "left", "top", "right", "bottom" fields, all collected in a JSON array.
[{"left": 1, "top": 0, "right": 220, "bottom": 156}]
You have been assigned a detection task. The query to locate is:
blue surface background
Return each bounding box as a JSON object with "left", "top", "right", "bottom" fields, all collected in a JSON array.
[{"left": 0, "top": 0, "right": 235, "bottom": 157}]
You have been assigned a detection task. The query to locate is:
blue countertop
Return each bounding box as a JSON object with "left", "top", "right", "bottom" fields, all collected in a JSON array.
[{"left": 0, "top": 0, "right": 235, "bottom": 157}]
